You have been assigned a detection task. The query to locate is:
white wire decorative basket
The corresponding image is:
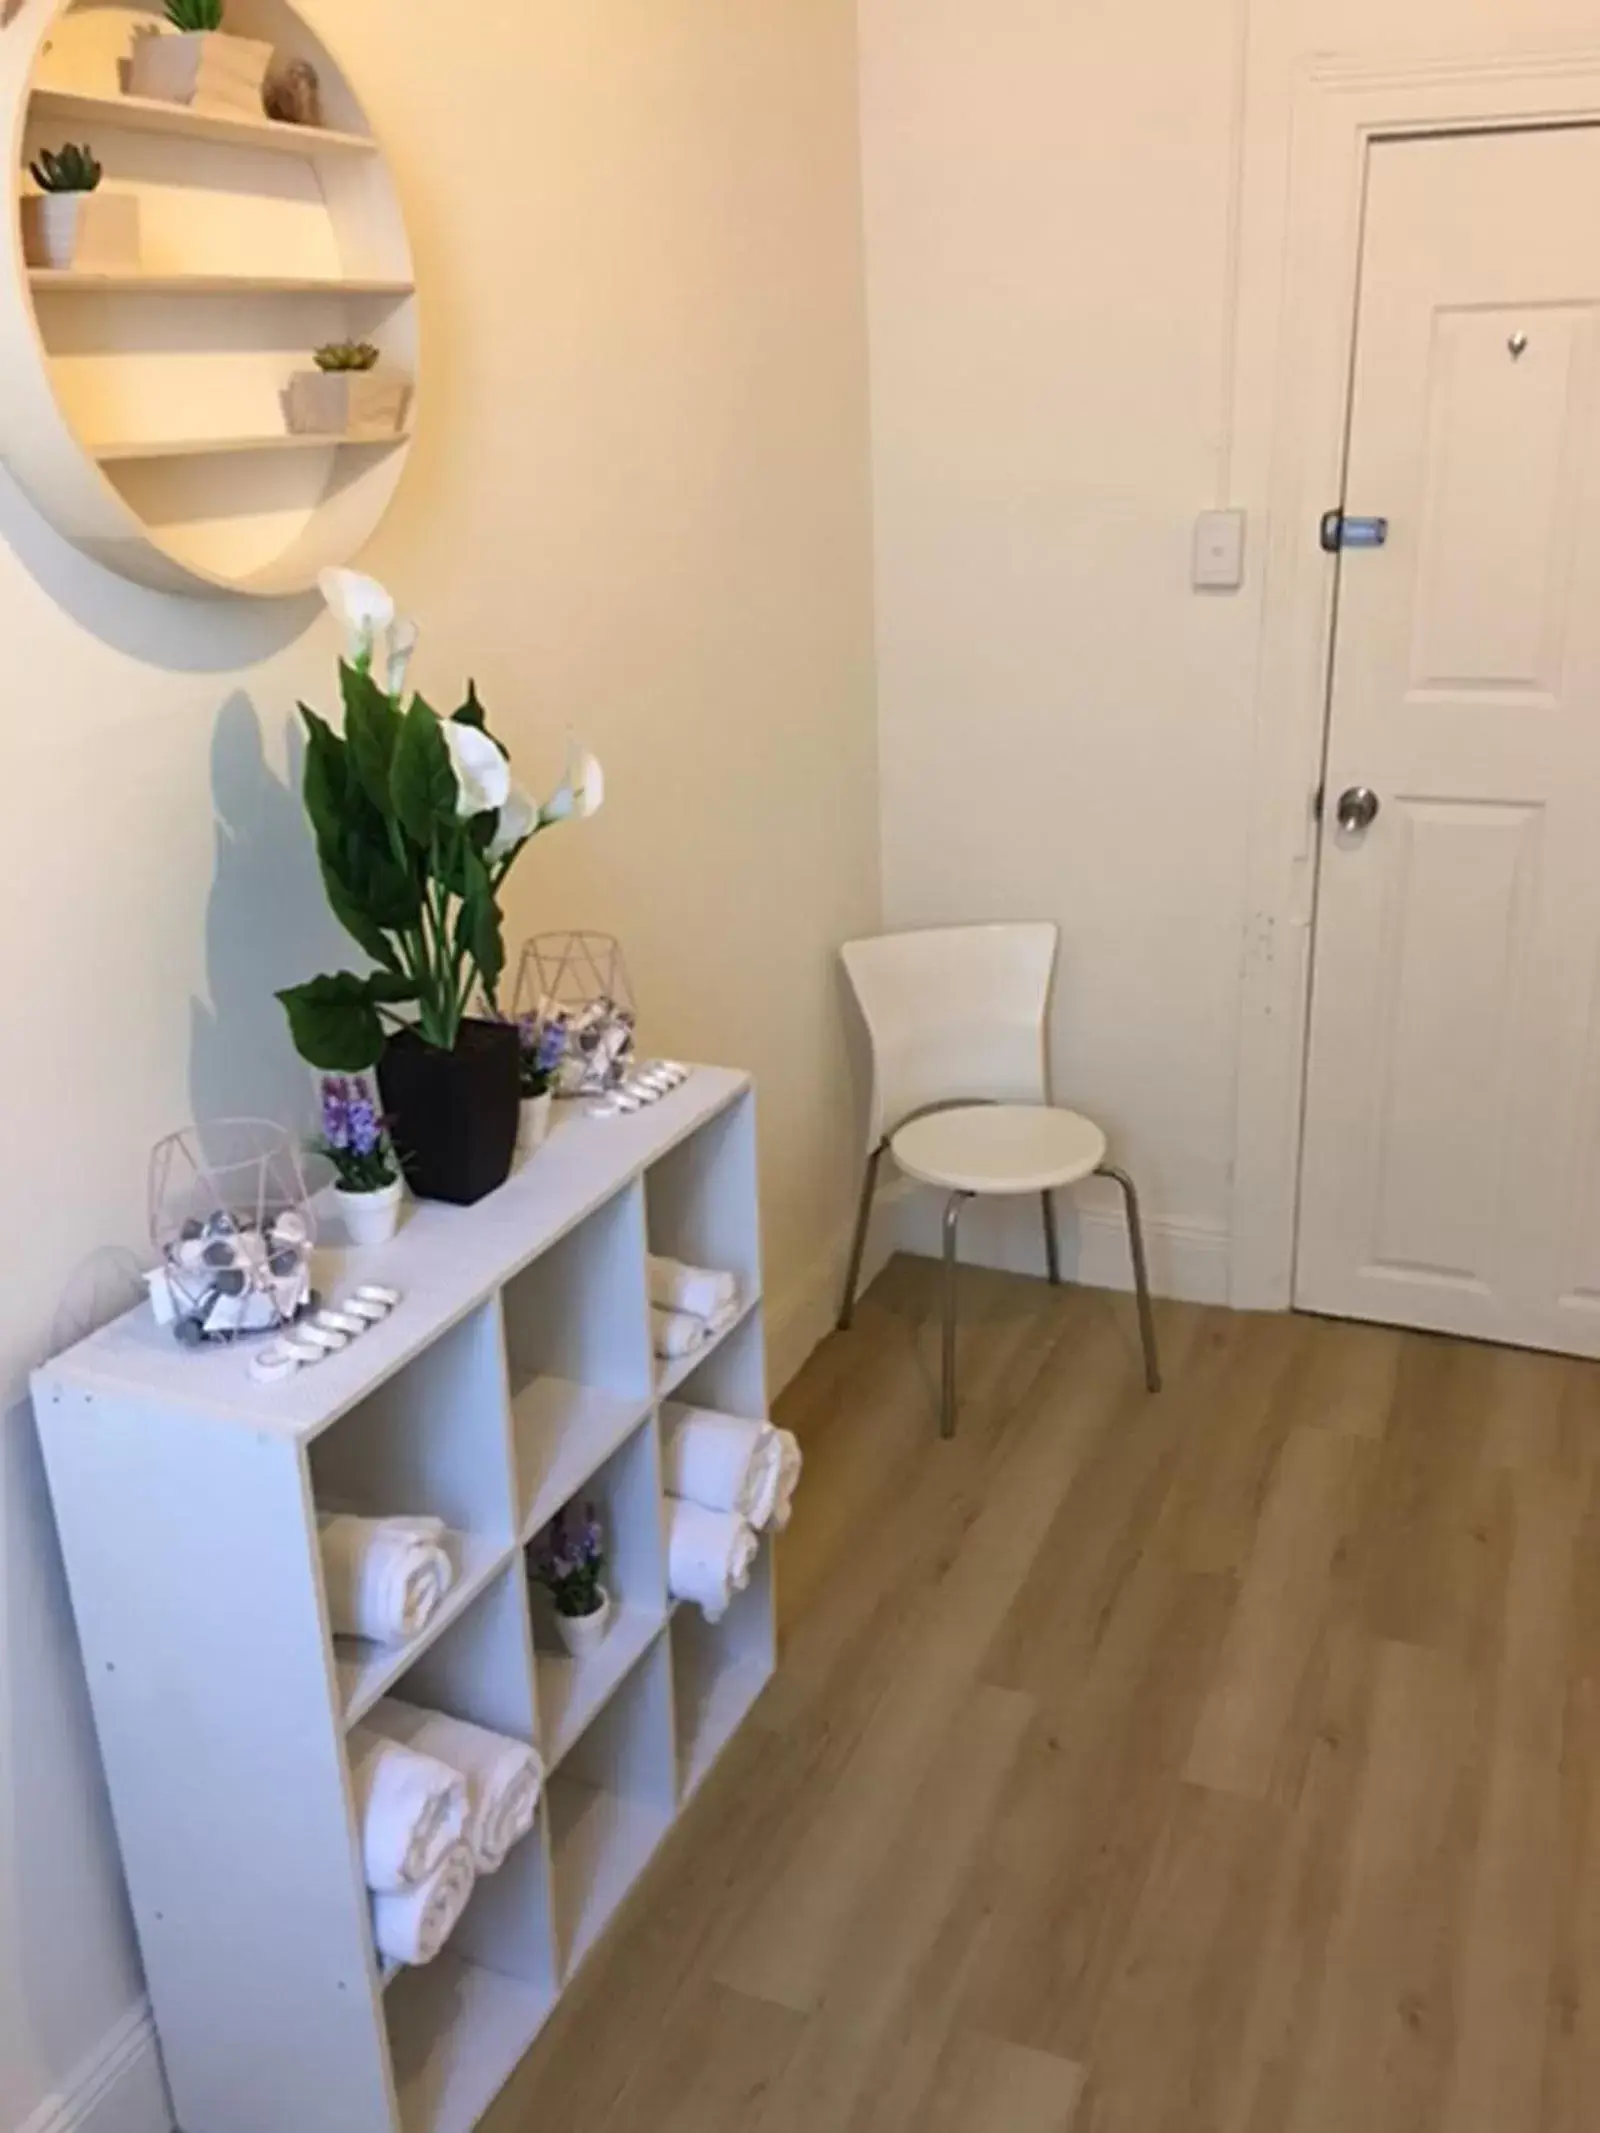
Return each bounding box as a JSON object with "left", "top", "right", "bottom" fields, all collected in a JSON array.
[
  {"left": 147, "top": 1119, "right": 316, "bottom": 1346},
  {"left": 512, "top": 932, "right": 638, "bottom": 1097}
]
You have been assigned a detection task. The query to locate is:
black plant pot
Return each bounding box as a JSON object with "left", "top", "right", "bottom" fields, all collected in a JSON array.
[{"left": 378, "top": 1019, "right": 521, "bottom": 1207}]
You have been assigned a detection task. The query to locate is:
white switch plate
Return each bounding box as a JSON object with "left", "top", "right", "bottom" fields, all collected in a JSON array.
[{"left": 1193, "top": 508, "right": 1246, "bottom": 591}]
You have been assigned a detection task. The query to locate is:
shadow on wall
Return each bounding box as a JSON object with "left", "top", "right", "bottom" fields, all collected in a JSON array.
[
  {"left": 190, "top": 691, "right": 346, "bottom": 1137},
  {"left": 0, "top": 465, "right": 315, "bottom": 668}
]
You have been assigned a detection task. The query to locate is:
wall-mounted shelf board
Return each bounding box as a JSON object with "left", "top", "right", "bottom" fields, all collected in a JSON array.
[
  {"left": 33, "top": 1067, "right": 776, "bottom": 2133},
  {"left": 30, "top": 270, "right": 415, "bottom": 296},
  {"left": 93, "top": 429, "right": 411, "bottom": 463},
  {"left": 29, "top": 80, "right": 379, "bottom": 154},
  {"left": 1, "top": 0, "right": 420, "bottom": 596}
]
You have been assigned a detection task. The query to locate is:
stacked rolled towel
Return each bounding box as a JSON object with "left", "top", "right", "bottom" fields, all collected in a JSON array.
[
  {"left": 648, "top": 1255, "right": 741, "bottom": 1361},
  {"left": 319, "top": 1512, "right": 455, "bottom": 1646},
  {"left": 348, "top": 1725, "right": 468, "bottom": 1891},
  {"left": 666, "top": 1497, "right": 759, "bottom": 1624},
  {"left": 368, "top": 1700, "right": 544, "bottom": 1873},
  {"left": 371, "top": 1841, "right": 476, "bottom": 1968},
  {"left": 661, "top": 1406, "right": 803, "bottom": 1534}
]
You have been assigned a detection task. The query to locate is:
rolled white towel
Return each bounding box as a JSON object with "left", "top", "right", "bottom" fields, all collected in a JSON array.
[
  {"left": 649, "top": 1255, "right": 738, "bottom": 1321},
  {"left": 652, "top": 1306, "right": 709, "bottom": 1361},
  {"left": 370, "top": 1701, "right": 543, "bottom": 1874},
  {"left": 667, "top": 1497, "right": 758, "bottom": 1624},
  {"left": 348, "top": 1726, "right": 469, "bottom": 1893},
  {"left": 319, "top": 1513, "right": 455, "bottom": 1646},
  {"left": 662, "top": 1404, "right": 780, "bottom": 1525},
  {"left": 371, "top": 1839, "right": 475, "bottom": 1968},
  {"left": 771, "top": 1429, "right": 802, "bottom": 1532}
]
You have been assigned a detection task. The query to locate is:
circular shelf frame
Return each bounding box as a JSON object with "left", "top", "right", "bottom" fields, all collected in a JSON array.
[{"left": 0, "top": 0, "right": 418, "bottom": 597}]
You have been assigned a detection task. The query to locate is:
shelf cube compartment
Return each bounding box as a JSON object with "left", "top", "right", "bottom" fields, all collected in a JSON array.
[
  {"left": 308, "top": 1297, "right": 519, "bottom": 1724},
  {"left": 386, "top": 1821, "right": 558, "bottom": 2133},
  {"left": 662, "top": 1298, "right": 768, "bottom": 1419},
  {"left": 525, "top": 1416, "right": 667, "bottom": 1766},
  {"left": 502, "top": 1181, "right": 652, "bottom": 1539},
  {"left": 672, "top": 1540, "right": 776, "bottom": 1802},
  {"left": 645, "top": 1086, "right": 762, "bottom": 1299},
  {"left": 546, "top": 1634, "right": 676, "bottom": 1977}
]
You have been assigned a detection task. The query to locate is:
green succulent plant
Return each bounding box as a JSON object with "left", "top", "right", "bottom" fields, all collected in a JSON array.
[
  {"left": 164, "top": 0, "right": 225, "bottom": 29},
  {"left": 314, "top": 341, "right": 382, "bottom": 374},
  {"left": 29, "top": 143, "right": 102, "bottom": 193}
]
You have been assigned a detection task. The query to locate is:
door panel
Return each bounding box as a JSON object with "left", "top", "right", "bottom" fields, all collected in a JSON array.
[{"left": 1297, "top": 127, "right": 1600, "bottom": 1354}]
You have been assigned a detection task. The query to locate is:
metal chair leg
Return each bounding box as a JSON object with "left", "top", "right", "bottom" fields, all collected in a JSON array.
[
  {"left": 1041, "top": 1190, "right": 1062, "bottom": 1287},
  {"left": 1098, "top": 1163, "right": 1161, "bottom": 1393},
  {"left": 941, "top": 1191, "right": 971, "bottom": 1439},
  {"left": 837, "top": 1142, "right": 885, "bottom": 1332}
]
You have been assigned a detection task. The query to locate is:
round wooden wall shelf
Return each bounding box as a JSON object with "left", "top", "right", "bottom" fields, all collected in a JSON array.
[{"left": 0, "top": 0, "right": 417, "bottom": 596}]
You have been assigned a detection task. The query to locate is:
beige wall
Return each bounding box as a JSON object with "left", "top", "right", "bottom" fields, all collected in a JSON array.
[
  {"left": 0, "top": 0, "right": 878, "bottom": 2125},
  {"left": 859, "top": 0, "right": 1600, "bottom": 1296}
]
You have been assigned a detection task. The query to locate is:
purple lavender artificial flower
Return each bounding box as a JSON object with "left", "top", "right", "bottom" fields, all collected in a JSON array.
[
  {"left": 347, "top": 1080, "right": 381, "bottom": 1158},
  {"left": 320, "top": 1076, "right": 351, "bottom": 1146}
]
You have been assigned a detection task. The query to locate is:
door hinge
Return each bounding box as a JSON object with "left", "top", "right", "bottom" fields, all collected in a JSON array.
[{"left": 1319, "top": 509, "right": 1389, "bottom": 553}]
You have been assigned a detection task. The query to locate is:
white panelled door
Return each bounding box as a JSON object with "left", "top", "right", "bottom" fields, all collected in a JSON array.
[{"left": 1297, "top": 126, "right": 1600, "bottom": 1356}]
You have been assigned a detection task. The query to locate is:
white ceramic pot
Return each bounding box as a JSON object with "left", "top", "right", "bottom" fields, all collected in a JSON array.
[
  {"left": 554, "top": 1589, "right": 611, "bottom": 1659},
  {"left": 518, "top": 1090, "right": 554, "bottom": 1157},
  {"left": 335, "top": 1177, "right": 403, "bottom": 1247},
  {"left": 20, "top": 192, "right": 141, "bottom": 272}
]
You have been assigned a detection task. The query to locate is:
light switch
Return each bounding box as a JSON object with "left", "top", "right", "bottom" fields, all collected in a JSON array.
[{"left": 1193, "top": 508, "right": 1247, "bottom": 592}]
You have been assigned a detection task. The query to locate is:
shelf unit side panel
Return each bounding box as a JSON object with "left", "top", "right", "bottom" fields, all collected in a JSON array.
[{"left": 31, "top": 1377, "right": 397, "bottom": 2133}]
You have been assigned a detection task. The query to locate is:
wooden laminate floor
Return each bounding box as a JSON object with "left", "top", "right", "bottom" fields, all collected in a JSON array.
[{"left": 485, "top": 1253, "right": 1600, "bottom": 2133}]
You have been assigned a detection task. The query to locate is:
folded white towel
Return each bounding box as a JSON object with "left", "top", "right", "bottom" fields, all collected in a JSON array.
[
  {"left": 370, "top": 1839, "right": 475, "bottom": 1968},
  {"left": 649, "top": 1255, "right": 738, "bottom": 1321},
  {"left": 667, "top": 1497, "right": 758, "bottom": 1624},
  {"left": 370, "top": 1701, "right": 543, "bottom": 1874},
  {"left": 348, "top": 1726, "right": 469, "bottom": 1893},
  {"left": 662, "top": 1404, "right": 780, "bottom": 1526},
  {"left": 771, "top": 1429, "right": 802, "bottom": 1532},
  {"left": 319, "top": 1513, "right": 455, "bottom": 1646},
  {"left": 652, "top": 1305, "right": 708, "bottom": 1361}
]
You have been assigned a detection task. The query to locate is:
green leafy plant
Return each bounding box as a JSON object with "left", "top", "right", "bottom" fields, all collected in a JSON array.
[
  {"left": 29, "top": 144, "right": 101, "bottom": 193},
  {"left": 314, "top": 341, "right": 381, "bottom": 374},
  {"left": 164, "top": 0, "right": 224, "bottom": 29},
  {"left": 276, "top": 571, "right": 604, "bottom": 1073}
]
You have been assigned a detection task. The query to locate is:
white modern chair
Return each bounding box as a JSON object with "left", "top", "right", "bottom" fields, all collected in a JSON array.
[{"left": 838, "top": 922, "right": 1161, "bottom": 1436}]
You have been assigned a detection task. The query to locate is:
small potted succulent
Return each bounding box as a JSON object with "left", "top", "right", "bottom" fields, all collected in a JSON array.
[
  {"left": 531, "top": 1507, "right": 610, "bottom": 1658},
  {"left": 515, "top": 1016, "right": 564, "bottom": 1157},
  {"left": 284, "top": 341, "right": 412, "bottom": 442},
  {"left": 21, "top": 144, "right": 140, "bottom": 272},
  {"left": 127, "top": 0, "right": 274, "bottom": 120},
  {"left": 314, "top": 1074, "right": 404, "bottom": 1246}
]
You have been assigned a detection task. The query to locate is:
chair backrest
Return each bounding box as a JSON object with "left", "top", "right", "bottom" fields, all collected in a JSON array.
[{"left": 840, "top": 923, "right": 1058, "bottom": 1151}]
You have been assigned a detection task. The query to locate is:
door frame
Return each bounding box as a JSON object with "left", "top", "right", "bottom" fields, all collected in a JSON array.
[{"left": 1228, "top": 43, "right": 1600, "bottom": 1312}]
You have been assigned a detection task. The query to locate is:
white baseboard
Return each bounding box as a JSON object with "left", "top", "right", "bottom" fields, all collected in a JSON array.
[
  {"left": 891, "top": 1189, "right": 1230, "bottom": 1306},
  {"left": 16, "top": 2003, "right": 171, "bottom": 2133},
  {"left": 764, "top": 1203, "right": 896, "bottom": 1395}
]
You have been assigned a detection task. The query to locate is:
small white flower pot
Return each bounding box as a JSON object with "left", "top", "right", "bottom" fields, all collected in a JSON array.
[
  {"left": 335, "top": 1178, "right": 403, "bottom": 1247},
  {"left": 518, "top": 1090, "right": 553, "bottom": 1157},
  {"left": 554, "top": 1589, "right": 611, "bottom": 1659},
  {"left": 20, "top": 192, "right": 141, "bottom": 272},
  {"left": 126, "top": 28, "right": 274, "bottom": 117},
  {"left": 284, "top": 369, "right": 413, "bottom": 440}
]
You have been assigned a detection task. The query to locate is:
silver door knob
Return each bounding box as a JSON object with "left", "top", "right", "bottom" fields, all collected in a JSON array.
[{"left": 1336, "top": 786, "right": 1381, "bottom": 833}]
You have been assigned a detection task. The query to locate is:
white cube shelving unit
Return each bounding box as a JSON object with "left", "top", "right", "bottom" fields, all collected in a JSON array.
[{"left": 32, "top": 1067, "right": 775, "bottom": 2133}]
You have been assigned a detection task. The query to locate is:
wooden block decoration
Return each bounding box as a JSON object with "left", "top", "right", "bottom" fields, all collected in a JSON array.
[
  {"left": 20, "top": 191, "right": 140, "bottom": 272},
  {"left": 284, "top": 369, "right": 412, "bottom": 440},
  {"left": 126, "top": 29, "right": 273, "bottom": 117}
]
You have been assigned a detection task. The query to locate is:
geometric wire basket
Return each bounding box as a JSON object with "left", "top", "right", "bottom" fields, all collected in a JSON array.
[
  {"left": 511, "top": 931, "right": 637, "bottom": 1097},
  {"left": 147, "top": 1118, "right": 316, "bottom": 1346}
]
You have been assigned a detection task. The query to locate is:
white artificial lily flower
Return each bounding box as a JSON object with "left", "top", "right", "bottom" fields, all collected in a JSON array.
[
  {"left": 386, "top": 616, "right": 419, "bottom": 700},
  {"left": 441, "top": 719, "right": 512, "bottom": 819},
  {"left": 541, "top": 748, "right": 605, "bottom": 825},
  {"left": 318, "top": 568, "right": 396, "bottom": 673},
  {"left": 487, "top": 785, "right": 539, "bottom": 864}
]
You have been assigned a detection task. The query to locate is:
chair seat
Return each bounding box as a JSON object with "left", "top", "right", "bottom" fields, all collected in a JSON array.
[{"left": 891, "top": 1104, "right": 1108, "bottom": 1197}]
